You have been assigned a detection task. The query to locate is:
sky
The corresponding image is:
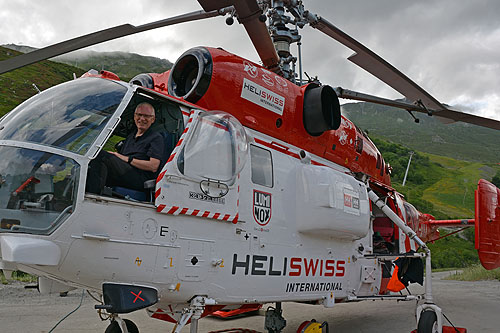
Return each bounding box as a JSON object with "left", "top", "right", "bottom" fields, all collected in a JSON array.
[{"left": 1, "top": 0, "right": 499, "bottom": 121}]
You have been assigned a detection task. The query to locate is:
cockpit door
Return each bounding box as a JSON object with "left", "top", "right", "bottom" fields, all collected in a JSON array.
[{"left": 155, "top": 110, "right": 248, "bottom": 223}]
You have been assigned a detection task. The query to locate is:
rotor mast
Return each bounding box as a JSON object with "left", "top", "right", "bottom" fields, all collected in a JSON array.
[{"left": 266, "top": 0, "right": 309, "bottom": 84}]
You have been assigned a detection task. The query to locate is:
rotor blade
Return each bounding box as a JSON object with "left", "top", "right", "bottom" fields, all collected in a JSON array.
[
  {"left": 198, "top": 0, "right": 280, "bottom": 71},
  {"left": 430, "top": 108, "right": 500, "bottom": 130},
  {"left": 306, "top": 14, "right": 445, "bottom": 111},
  {"left": 0, "top": 10, "right": 220, "bottom": 75},
  {"left": 337, "top": 88, "right": 500, "bottom": 130}
]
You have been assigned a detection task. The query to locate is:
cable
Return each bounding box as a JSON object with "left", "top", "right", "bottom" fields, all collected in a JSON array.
[
  {"left": 442, "top": 312, "right": 461, "bottom": 333},
  {"left": 87, "top": 290, "right": 102, "bottom": 303},
  {"left": 48, "top": 289, "right": 85, "bottom": 333}
]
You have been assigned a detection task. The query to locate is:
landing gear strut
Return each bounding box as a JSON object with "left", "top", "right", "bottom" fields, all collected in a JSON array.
[
  {"left": 173, "top": 296, "right": 216, "bottom": 333},
  {"left": 264, "top": 302, "right": 287, "bottom": 333}
]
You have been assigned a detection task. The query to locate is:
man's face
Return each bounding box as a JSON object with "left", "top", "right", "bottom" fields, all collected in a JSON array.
[{"left": 134, "top": 104, "right": 155, "bottom": 133}]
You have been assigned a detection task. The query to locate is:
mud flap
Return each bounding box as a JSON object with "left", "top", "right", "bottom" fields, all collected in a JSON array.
[{"left": 475, "top": 179, "right": 500, "bottom": 270}]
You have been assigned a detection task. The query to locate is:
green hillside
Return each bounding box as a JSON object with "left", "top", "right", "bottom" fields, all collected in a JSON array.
[
  {"left": 342, "top": 102, "right": 500, "bottom": 164},
  {"left": 372, "top": 136, "right": 500, "bottom": 269},
  {"left": 3, "top": 44, "right": 172, "bottom": 82},
  {"left": 372, "top": 135, "right": 500, "bottom": 219},
  {"left": 0, "top": 46, "right": 85, "bottom": 116}
]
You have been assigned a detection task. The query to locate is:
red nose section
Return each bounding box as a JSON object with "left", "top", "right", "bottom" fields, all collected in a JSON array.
[{"left": 475, "top": 179, "right": 500, "bottom": 270}]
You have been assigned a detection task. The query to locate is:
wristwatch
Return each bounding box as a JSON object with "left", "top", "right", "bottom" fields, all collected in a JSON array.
[{"left": 128, "top": 156, "right": 133, "bottom": 164}]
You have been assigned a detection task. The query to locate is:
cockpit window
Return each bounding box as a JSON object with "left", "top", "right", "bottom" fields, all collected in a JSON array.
[
  {"left": 0, "top": 146, "right": 79, "bottom": 235},
  {"left": 0, "top": 78, "right": 127, "bottom": 155}
]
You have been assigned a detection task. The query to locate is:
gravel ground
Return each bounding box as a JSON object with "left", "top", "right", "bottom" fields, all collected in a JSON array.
[{"left": 0, "top": 271, "right": 499, "bottom": 332}]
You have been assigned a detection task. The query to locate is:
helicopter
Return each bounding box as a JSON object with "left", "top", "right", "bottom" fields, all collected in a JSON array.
[{"left": 0, "top": 1, "right": 499, "bottom": 333}]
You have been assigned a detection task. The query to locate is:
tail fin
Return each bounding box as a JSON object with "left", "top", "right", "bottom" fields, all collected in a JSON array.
[{"left": 475, "top": 179, "right": 500, "bottom": 270}]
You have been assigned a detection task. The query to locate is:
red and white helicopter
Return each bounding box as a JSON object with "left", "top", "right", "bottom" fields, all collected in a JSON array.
[{"left": 0, "top": 1, "right": 499, "bottom": 332}]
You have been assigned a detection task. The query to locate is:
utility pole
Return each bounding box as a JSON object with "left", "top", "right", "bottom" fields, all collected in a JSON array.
[{"left": 402, "top": 151, "right": 414, "bottom": 186}]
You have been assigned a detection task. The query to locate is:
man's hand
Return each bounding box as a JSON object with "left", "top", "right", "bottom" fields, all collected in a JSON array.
[
  {"left": 108, "top": 151, "right": 160, "bottom": 173},
  {"left": 109, "top": 151, "right": 127, "bottom": 163}
]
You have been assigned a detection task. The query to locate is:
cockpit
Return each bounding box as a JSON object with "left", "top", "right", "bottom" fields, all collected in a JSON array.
[{"left": 0, "top": 76, "right": 184, "bottom": 235}]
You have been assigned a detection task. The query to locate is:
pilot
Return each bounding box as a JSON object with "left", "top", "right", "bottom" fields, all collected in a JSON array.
[{"left": 86, "top": 102, "right": 164, "bottom": 195}]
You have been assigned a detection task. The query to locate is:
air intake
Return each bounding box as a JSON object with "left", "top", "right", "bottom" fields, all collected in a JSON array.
[{"left": 168, "top": 47, "right": 213, "bottom": 103}]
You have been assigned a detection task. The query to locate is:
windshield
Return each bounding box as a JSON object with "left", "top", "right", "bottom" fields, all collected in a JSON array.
[
  {"left": 0, "top": 146, "right": 79, "bottom": 235},
  {"left": 0, "top": 78, "right": 127, "bottom": 155}
]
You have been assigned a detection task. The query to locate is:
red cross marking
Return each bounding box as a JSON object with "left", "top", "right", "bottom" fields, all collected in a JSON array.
[{"left": 131, "top": 290, "right": 144, "bottom": 303}]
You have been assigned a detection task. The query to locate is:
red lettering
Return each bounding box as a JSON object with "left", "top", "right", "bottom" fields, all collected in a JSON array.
[
  {"left": 325, "top": 259, "right": 335, "bottom": 277},
  {"left": 344, "top": 194, "right": 352, "bottom": 207},
  {"left": 303, "top": 258, "right": 319, "bottom": 276},
  {"left": 336, "top": 260, "right": 346, "bottom": 277},
  {"left": 289, "top": 257, "right": 301, "bottom": 276}
]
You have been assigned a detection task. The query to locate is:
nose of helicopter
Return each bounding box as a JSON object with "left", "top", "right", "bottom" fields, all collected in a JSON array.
[{"left": 0, "top": 235, "right": 61, "bottom": 266}]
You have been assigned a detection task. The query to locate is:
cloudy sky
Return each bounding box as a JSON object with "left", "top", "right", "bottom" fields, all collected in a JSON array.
[{"left": 1, "top": 0, "right": 499, "bottom": 121}]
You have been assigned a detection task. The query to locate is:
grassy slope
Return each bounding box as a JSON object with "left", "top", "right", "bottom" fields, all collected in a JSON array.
[
  {"left": 2, "top": 44, "right": 173, "bottom": 82},
  {"left": 445, "top": 265, "right": 500, "bottom": 281},
  {"left": 372, "top": 136, "right": 500, "bottom": 269},
  {"left": 0, "top": 47, "right": 85, "bottom": 117},
  {"left": 342, "top": 102, "right": 500, "bottom": 164},
  {"left": 58, "top": 51, "right": 172, "bottom": 81}
]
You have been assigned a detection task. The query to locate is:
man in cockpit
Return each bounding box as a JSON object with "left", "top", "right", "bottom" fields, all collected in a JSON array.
[{"left": 86, "top": 102, "right": 164, "bottom": 195}]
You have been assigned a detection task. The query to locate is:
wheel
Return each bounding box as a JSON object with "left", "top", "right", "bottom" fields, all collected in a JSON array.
[
  {"left": 417, "top": 311, "right": 438, "bottom": 333},
  {"left": 104, "top": 319, "right": 139, "bottom": 333}
]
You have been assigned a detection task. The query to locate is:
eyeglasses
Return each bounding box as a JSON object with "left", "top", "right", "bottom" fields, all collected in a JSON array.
[{"left": 134, "top": 113, "right": 154, "bottom": 119}]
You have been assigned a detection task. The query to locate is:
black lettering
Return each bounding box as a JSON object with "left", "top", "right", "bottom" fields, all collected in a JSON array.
[
  {"left": 269, "top": 256, "right": 281, "bottom": 276},
  {"left": 283, "top": 257, "right": 287, "bottom": 275},
  {"left": 300, "top": 283, "right": 305, "bottom": 292},
  {"left": 259, "top": 210, "right": 265, "bottom": 222},
  {"left": 254, "top": 207, "right": 260, "bottom": 220},
  {"left": 232, "top": 254, "right": 250, "bottom": 275},
  {"left": 251, "top": 255, "right": 267, "bottom": 275},
  {"left": 159, "top": 226, "right": 168, "bottom": 237}
]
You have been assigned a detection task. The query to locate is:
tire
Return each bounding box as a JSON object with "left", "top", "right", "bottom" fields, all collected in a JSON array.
[
  {"left": 417, "top": 311, "right": 438, "bottom": 333},
  {"left": 104, "top": 319, "right": 139, "bottom": 333}
]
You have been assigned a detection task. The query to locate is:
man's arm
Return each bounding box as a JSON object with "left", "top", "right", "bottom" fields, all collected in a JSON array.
[{"left": 109, "top": 152, "right": 160, "bottom": 173}]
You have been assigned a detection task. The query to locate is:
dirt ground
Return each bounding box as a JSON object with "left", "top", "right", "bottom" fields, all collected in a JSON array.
[{"left": 0, "top": 271, "right": 499, "bottom": 332}]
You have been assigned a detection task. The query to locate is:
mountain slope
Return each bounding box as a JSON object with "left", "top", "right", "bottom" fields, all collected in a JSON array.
[
  {"left": 342, "top": 102, "right": 500, "bottom": 164},
  {"left": 3, "top": 44, "right": 172, "bottom": 81},
  {"left": 0, "top": 46, "right": 85, "bottom": 116}
]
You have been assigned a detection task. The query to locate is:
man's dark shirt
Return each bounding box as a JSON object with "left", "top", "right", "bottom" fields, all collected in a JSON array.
[{"left": 121, "top": 128, "right": 165, "bottom": 177}]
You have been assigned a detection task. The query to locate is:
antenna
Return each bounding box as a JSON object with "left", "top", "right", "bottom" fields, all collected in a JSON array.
[
  {"left": 402, "top": 151, "right": 414, "bottom": 186},
  {"left": 32, "top": 83, "right": 41, "bottom": 94}
]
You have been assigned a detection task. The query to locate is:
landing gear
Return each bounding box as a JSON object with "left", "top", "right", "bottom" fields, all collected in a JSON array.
[
  {"left": 173, "top": 296, "right": 216, "bottom": 333},
  {"left": 264, "top": 302, "right": 287, "bottom": 333},
  {"left": 417, "top": 311, "right": 438, "bottom": 333},
  {"left": 104, "top": 318, "right": 139, "bottom": 333},
  {"left": 416, "top": 303, "right": 443, "bottom": 333}
]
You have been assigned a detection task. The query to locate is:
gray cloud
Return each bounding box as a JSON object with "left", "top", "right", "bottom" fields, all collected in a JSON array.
[{"left": 1, "top": 0, "right": 499, "bottom": 120}]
